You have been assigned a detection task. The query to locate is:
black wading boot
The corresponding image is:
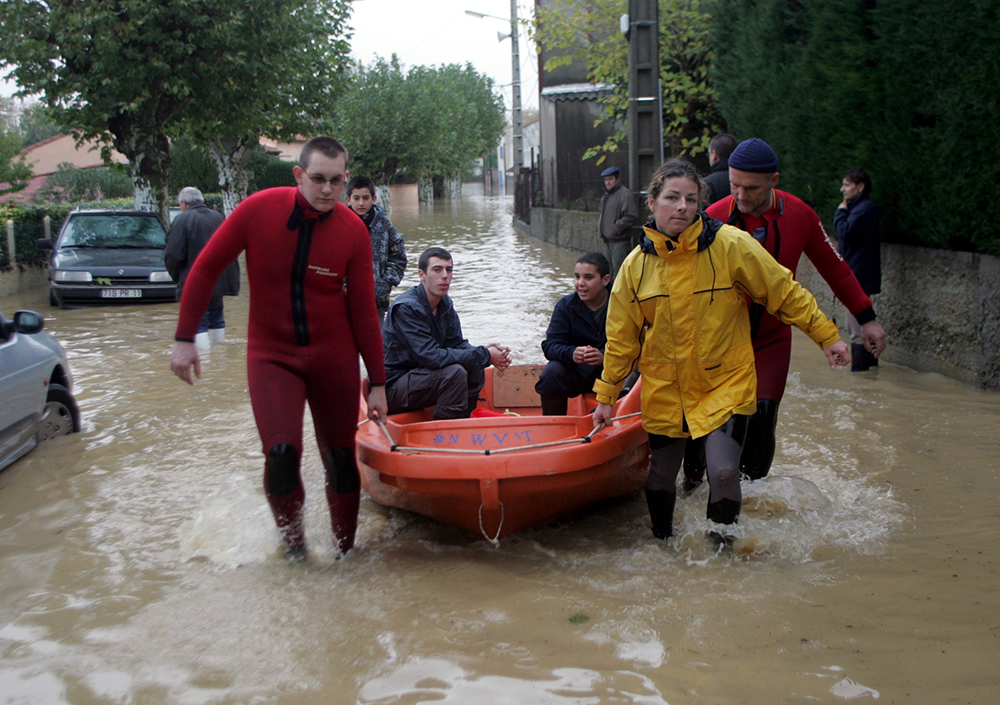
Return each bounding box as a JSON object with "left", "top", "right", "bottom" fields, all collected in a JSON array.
[
  {"left": 644, "top": 489, "right": 677, "bottom": 540},
  {"left": 706, "top": 497, "right": 741, "bottom": 549},
  {"left": 540, "top": 395, "right": 568, "bottom": 416},
  {"left": 681, "top": 440, "right": 706, "bottom": 495},
  {"left": 851, "top": 343, "right": 879, "bottom": 371}
]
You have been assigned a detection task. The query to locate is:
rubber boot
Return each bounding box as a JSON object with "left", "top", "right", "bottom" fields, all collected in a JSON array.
[
  {"left": 264, "top": 444, "right": 305, "bottom": 558},
  {"left": 619, "top": 370, "right": 640, "bottom": 398},
  {"left": 194, "top": 331, "right": 211, "bottom": 350},
  {"left": 324, "top": 448, "right": 361, "bottom": 555},
  {"left": 644, "top": 489, "right": 676, "bottom": 540},
  {"left": 858, "top": 343, "right": 878, "bottom": 368},
  {"left": 739, "top": 399, "right": 779, "bottom": 481},
  {"left": 540, "top": 395, "right": 568, "bottom": 416},
  {"left": 706, "top": 497, "right": 741, "bottom": 549},
  {"left": 681, "top": 439, "right": 706, "bottom": 495},
  {"left": 851, "top": 343, "right": 871, "bottom": 372},
  {"left": 209, "top": 327, "right": 226, "bottom": 344}
]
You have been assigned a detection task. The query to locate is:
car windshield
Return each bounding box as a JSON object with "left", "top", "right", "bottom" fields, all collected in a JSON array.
[{"left": 60, "top": 214, "right": 167, "bottom": 248}]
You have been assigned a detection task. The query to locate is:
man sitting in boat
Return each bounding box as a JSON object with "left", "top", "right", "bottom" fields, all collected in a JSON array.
[
  {"left": 382, "top": 246, "right": 513, "bottom": 419},
  {"left": 535, "top": 252, "right": 611, "bottom": 416}
]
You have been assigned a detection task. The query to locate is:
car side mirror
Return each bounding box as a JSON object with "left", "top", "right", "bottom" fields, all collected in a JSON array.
[
  {"left": 13, "top": 310, "right": 45, "bottom": 335},
  {"left": 37, "top": 238, "right": 54, "bottom": 250}
]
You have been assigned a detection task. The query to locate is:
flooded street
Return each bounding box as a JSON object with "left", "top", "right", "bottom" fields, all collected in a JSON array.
[{"left": 1, "top": 193, "right": 998, "bottom": 704}]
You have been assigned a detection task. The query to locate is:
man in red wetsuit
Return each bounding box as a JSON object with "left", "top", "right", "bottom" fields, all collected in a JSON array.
[
  {"left": 684, "top": 138, "right": 886, "bottom": 485},
  {"left": 169, "top": 136, "right": 388, "bottom": 560}
]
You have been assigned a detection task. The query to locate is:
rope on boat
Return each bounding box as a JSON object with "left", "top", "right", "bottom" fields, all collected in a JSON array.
[
  {"left": 369, "top": 412, "right": 642, "bottom": 456},
  {"left": 479, "top": 501, "right": 505, "bottom": 547}
]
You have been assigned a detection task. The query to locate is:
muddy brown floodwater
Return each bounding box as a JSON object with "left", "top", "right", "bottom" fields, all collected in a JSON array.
[{"left": 1, "top": 193, "right": 998, "bottom": 704}]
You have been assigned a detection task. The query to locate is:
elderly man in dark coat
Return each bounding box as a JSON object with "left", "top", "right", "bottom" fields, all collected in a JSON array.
[
  {"left": 164, "top": 187, "right": 240, "bottom": 350},
  {"left": 597, "top": 166, "right": 638, "bottom": 281}
]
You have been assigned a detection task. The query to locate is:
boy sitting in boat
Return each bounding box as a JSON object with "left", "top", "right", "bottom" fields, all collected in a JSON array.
[
  {"left": 535, "top": 252, "right": 611, "bottom": 415},
  {"left": 382, "top": 247, "right": 513, "bottom": 419}
]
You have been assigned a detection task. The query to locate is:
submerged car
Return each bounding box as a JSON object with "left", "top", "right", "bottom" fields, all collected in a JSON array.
[
  {"left": 0, "top": 309, "right": 80, "bottom": 472},
  {"left": 38, "top": 210, "right": 175, "bottom": 307}
]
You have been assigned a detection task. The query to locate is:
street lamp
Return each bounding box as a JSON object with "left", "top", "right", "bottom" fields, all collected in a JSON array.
[{"left": 466, "top": 3, "right": 523, "bottom": 172}]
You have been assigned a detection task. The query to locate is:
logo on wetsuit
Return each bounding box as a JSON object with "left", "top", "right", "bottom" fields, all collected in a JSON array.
[{"left": 308, "top": 265, "right": 339, "bottom": 277}]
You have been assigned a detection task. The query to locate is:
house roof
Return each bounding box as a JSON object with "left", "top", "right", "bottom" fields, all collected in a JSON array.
[{"left": 18, "top": 133, "right": 127, "bottom": 177}]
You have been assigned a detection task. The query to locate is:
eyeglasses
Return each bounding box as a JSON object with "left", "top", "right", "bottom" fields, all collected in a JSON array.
[{"left": 306, "top": 174, "right": 347, "bottom": 187}]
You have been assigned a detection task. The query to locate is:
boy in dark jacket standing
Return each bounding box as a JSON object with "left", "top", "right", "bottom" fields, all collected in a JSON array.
[
  {"left": 536, "top": 252, "right": 611, "bottom": 415},
  {"left": 347, "top": 176, "right": 407, "bottom": 322}
]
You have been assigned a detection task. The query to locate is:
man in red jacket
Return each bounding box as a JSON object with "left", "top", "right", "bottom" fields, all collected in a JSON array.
[
  {"left": 169, "top": 136, "right": 388, "bottom": 560},
  {"left": 684, "top": 138, "right": 886, "bottom": 486}
]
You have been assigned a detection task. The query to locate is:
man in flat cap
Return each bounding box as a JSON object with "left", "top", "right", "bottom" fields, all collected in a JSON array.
[
  {"left": 597, "top": 166, "right": 638, "bottom": 281},
  {"left": 682, "top": 138, "right": 887, "bottom": 487}
]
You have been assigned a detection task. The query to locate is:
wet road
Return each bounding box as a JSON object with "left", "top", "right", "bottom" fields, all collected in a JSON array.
[{"left": 1, "top": 193, "right": 998, "bottom": 704}]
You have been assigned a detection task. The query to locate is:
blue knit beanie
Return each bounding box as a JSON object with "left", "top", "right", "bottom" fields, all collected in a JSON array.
[{"left": 728, "top": 138, "right": 779, "bottom": 173}]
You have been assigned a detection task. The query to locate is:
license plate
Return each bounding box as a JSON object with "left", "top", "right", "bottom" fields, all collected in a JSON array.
[{"left": 100, "top": 289, "right": 142, "bottom": 298}]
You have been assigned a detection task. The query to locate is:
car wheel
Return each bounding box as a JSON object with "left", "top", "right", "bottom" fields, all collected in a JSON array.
[{"left": 37, "top": 383, "right": 81, "bottom": 443}]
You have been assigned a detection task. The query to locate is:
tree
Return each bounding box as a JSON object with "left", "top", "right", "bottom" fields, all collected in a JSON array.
[
  {"left": 411, "top": 63, "right": 507, "bottom": 180},
  {"left": 18, "top": 101, "right": 63, "bottom": 146},
  {"left": 178, "top": 1, "right": 352, "bottom": 213},
  {"left": 39, "top": 163, "right": 133, "bottom": 202},
  {"left": 532, "top": 0, "right": 725, "bottom": 162},
  {"left": 1, "top": 130, "right": 31, "bottom": 192},
  {"left": 333, "top": 56, "right": 426, "bottom": 185},
  {"left": 334, "top": 57, "right": 506, "bottom": 187},
  {"left": 0, "top": 1, "right": 352, "bottom": 220}
]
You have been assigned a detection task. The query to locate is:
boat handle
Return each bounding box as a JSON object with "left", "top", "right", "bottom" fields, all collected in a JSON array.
[{"left": 478, "top": 501, "right": 505, "bottom": 548}]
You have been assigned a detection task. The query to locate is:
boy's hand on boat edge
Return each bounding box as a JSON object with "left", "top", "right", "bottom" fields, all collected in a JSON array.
[
  {"left": 170, "top": 341, "right": 201, "bottom": 385},
  {"left": 367, "top": 385, "right": 388, "bottom": 422},
  {"left": 593, "top": 402, "right": 614, "bottom": 428}
]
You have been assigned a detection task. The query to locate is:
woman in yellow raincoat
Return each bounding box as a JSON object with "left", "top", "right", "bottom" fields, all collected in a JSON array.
[{"left": 592, "top": 160, "right": 850, "bottom": 545}]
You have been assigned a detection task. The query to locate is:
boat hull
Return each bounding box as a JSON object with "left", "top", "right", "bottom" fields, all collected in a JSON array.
[{"left": 357, "top": 369, "right": 648, "bottom": 541}]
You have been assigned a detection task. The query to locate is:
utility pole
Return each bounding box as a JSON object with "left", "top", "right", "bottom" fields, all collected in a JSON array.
[
  {"left": 466, "top": 5, "right": 524, "bottom": 173},
  {"left": 627, "top": 0, "right": 661, "bottom": 196},
  {"left": 510, "top": 0, "right": 524, "bottom": 172}
]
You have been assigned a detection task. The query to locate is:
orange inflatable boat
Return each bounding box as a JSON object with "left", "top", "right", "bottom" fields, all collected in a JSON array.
[{"left": 356, "top": 365, "right": 649, "bottom": 543}]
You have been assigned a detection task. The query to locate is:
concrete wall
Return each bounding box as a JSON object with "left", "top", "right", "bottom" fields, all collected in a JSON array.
[
  {"left": 522, "top": 207, "right": 1000, "bottom": 391},
  {"left": 518, "top": 205, "right": 604, "bottom": 254},
  {"left": 0, "top": 263, "right": 48, "bottom": 298}
]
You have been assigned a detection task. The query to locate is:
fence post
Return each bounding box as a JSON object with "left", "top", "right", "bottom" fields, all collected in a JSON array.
[
  {"left": 44, "top": 215, "right": 51, "bottom": 240},
  {"left": 5, "top": 220, "right": 15, "bottom": 265}
]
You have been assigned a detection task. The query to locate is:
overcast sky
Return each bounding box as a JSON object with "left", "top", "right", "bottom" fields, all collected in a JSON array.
[{"left": 2, "top": 1, "right": 540, "bottom": 111}]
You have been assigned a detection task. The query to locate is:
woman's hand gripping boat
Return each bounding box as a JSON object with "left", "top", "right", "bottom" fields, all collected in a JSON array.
[{"left": 356, "top": 366, "right": 649, "bottom": 544}]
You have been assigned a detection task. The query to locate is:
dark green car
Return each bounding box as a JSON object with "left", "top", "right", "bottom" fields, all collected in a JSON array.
[{"left": 38, "top": 210, "right": 176, "bottom": 308}]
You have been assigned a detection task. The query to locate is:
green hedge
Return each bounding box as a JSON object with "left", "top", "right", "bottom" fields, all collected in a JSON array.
[{"left": 708, "top": 0, "right": 1000, "bottom": 256}]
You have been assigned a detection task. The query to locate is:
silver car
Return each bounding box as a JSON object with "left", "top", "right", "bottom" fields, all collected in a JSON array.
[{"left": 0, "top": 309, "right": 80, "bottom": 471}]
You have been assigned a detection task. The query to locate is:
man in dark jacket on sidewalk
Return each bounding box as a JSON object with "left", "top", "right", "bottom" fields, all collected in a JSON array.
[
  {"left": 164, "top": 187, "right": 240, "bottom": 350},
  {"left": 382, "top": 247, "right": 512, "bottom": 419},
  {"left": 835, "top": 168, "right": 881, "bottom": 371},
  {"left": 597, "top": 166, "right": 638, "bottom": 280},
  {"left": 535, "top": 252, "right": 611, "bottom": 415},
  {"left": 702, "top": 133, "right": 737, "bottom": 206}
]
